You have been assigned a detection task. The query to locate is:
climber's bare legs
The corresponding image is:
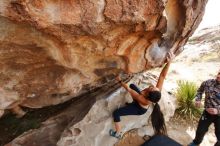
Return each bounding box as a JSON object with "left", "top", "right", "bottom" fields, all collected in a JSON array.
[
  {"left": 109, "top": 122, "right": 122, "bottom": 139},
  {"left": 114, "top": 122, "right": 121, "bottom": 133}
]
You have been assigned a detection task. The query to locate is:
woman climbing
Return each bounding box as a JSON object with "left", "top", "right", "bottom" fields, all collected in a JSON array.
[{"left": 109, "top": 52, "right": 174, "bottom": 139}]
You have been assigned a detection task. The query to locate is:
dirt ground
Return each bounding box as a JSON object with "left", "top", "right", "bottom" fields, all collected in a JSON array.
[
  {"left": 115, "top": 116, "right": 216, "bottom": 146},
  {"left": 114, "top": 129, "right": 146, "bottom": 146}
]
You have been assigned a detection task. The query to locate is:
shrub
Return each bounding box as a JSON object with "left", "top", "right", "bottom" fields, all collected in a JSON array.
[{"left": 175, "top": 80, "right": 202, "bottom": 120}]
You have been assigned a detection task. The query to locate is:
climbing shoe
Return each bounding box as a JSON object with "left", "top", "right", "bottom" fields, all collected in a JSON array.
[{"left": 109, "top": 129, "right": 122, "bottom": 139}]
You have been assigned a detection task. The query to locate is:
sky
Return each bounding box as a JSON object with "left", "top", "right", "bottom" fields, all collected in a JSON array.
[{"left": 197, "top": 0, "right": 220, "bottom": 30}]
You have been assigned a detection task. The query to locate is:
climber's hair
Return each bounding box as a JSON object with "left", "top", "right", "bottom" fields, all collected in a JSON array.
[
  {"left": 129, "top": 83, "right": 167, "bottom": 135},
  {"left": 151, "top": 102, "right": 167, "bottom": 135},
  {"left": 148, "top": 91, "right": 161, "bottom": 103}
]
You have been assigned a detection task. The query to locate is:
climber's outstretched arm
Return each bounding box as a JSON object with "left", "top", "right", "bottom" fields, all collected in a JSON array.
[{"left": 156, "top": 52, "right": 175, "bottom": 91}]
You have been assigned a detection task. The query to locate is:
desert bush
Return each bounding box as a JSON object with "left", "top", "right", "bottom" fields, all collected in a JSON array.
[{"left": 175, "top": 80, "right": 202, "bottom": 120}]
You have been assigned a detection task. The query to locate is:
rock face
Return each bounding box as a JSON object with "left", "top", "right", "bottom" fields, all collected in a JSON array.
[
  {"left": 56, "top": 74, "right": 176, "bottom": 146},
  {"left": 6, "top": 73, "right": 176, "bottom": 146},
  {"left": 0, "top": 0, "right": 208, "bottom": 114}
]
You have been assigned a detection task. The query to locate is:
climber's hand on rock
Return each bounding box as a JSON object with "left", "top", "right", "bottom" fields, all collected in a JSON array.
[{"left": 166, "top": 52, "right": 175, "bottom": 62}]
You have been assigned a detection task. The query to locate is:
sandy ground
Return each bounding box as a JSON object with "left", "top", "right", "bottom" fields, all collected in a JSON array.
[
  {"left": 115, "top": 117, "right": 216, "bottom": 146},
  {"left": 114, "top": 129, "right": 145, "bottom": 146},
  {"left": 167, "top": 117, "right": 216, "bottom": 146}
]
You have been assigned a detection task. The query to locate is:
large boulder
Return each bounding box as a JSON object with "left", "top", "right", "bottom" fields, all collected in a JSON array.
[{"left": 0, "top": 0, "right": 208, "bottom": 115}]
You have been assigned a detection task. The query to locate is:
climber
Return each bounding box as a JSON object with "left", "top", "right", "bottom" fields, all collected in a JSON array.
[{"left": 109, "top": 52, "right": 174, "bottom": 139}]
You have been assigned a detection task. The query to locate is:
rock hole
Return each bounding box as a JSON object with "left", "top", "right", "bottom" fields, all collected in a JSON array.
[{"left": 73, "top": 128, "right": 81, "bottom": 136}]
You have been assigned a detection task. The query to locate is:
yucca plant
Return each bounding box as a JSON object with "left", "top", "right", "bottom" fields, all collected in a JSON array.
[{"left": 175, "top": 80, "right": 202, "bottom": 120}]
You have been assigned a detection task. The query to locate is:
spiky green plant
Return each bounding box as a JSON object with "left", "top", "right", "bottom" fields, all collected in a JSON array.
[{"left": 175, "top": 80, "right": 202, "bottom": 120}]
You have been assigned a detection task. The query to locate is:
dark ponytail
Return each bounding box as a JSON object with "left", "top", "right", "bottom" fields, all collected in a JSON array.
[{"left": 151, "top": 103, "right": 167, "bottom": 135}]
